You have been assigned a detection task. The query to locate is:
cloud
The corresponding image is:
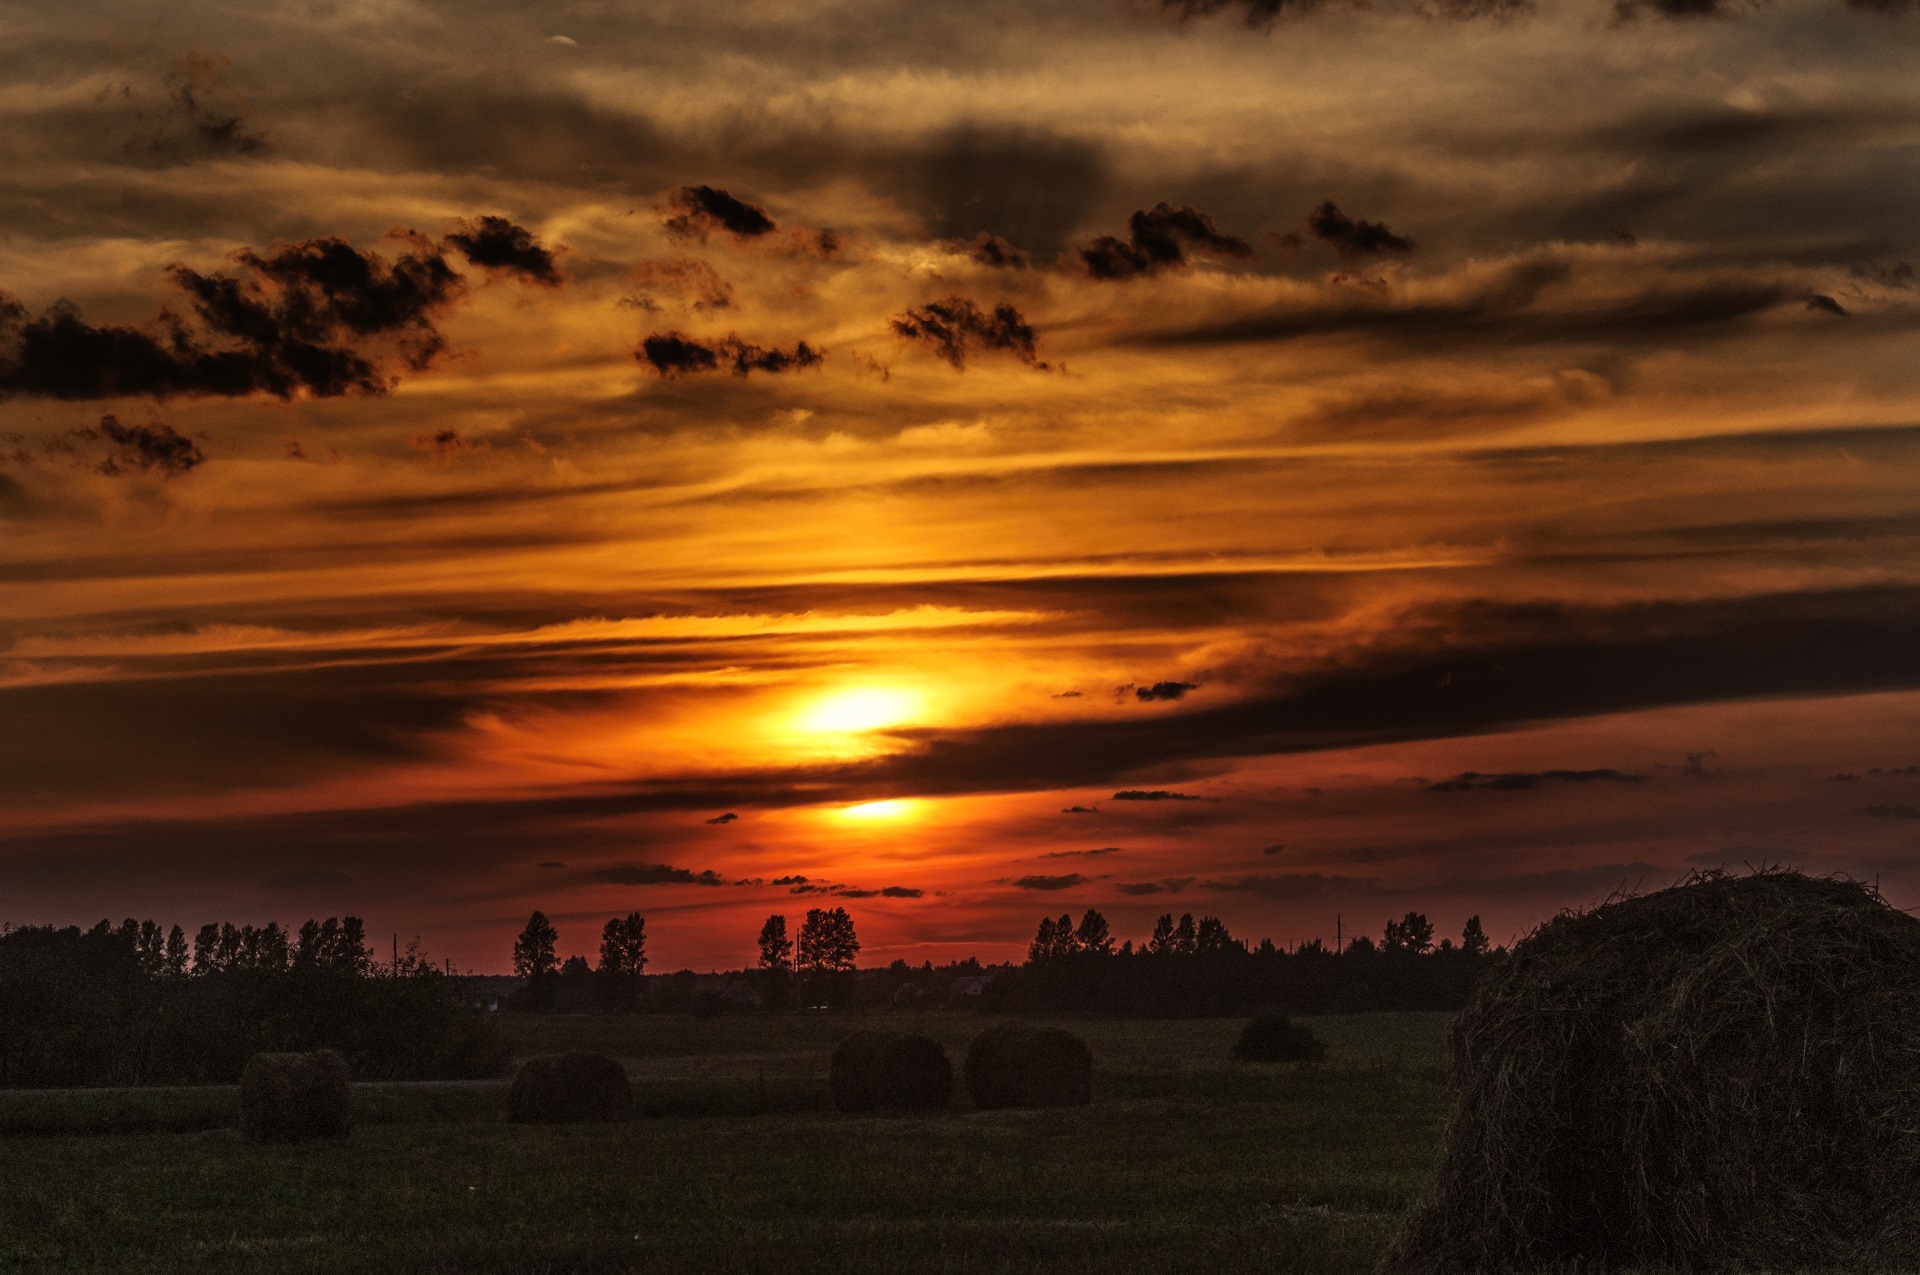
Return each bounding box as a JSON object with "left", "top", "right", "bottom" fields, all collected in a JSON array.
[
  {"left": 1080, "top": 202, "right": 1252, "bottom": 280},
  {"left": 1135, "top": 681, "right": 1198, "bottom": 702},
  {"left": 771, "top": 875, "right": 809, "bottom": 886},
  {"left": 75, "top": 415, "right": 206, "bottom": 476},
  {"left": 663, "top": 185, "right": 777, "bottom": 241},
  {"left": 1262, "top": 844, "right": 1287, "bottom": 855},
  {"left": 1015, "top": 873, "right": 1087, "bottom": 890},
  {"left": 881, "top": 886, "right": 924, "bottom": 898},
  {"left": 706, "top": 812, "right": 739, "bottom": 824},
  {"left": 591, "top": 862, "right": 727, "bottom": 886},
  {"left": 960, "top": 234, "right": 1028, "bottom": 268},
  {"left": 1162, "top": 0, "right": 1325, "bottom": 26},
  {"left": 1306, "top": 201, "right": 1415, "bottom": 257},
  {"left": 446, "top": 216, "right": 562, "bottom": 285},
  {"left": 638, "top": 332, "right": 825, "bottom": 378},
  {"left": 1860, "top": 804, "right": 1920, "bottom": 819},
  {"left": 1114, "top": 876, "right": 1197, "bottom": 895},
  {"left": 142, "top": 52, "right": 268, "bottom": 162},
  {"left": 1425, "top": 768, "right": 1644, "bottom": 791},
  {"left": 872, "top": 125, "right": 1111, "bottom": 257},
  {"left": 264, "top": 869, "right": 353, "bottom": 890},
  {"left": 1041, "top": 846, "right": 1124, "bottom": 858},
  {"left": 1061, "top": 805, "right": 1099, "bottom": 813},
  {"left": 623, "top": 259, "right": 734, "bottom": 312},
  {"left": 889, "top": 297, "right": 1045, "bottom": 370},
  {"left": 536, "top": 861, "right": 566, "bottom": 869},
  {"left": 1805, "top": 294, "right": 1849, "bottom": 317},
  {"left": 1112, "top": 789, "right": 1202, "bottom": 801}
]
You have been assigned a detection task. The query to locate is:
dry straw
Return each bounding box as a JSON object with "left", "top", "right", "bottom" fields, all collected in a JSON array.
[
  {"left": 238, "top": 1049, "right": 351, "bottom": 1143},
  {"left": 830, "top": 1030, "right": 953, "bottom": 1112},
  {"left": 507, "top": 1051, "right": 633, "bottom": 1124},
  {"left": 1383, "top": 869, "right": 1920, "bottom": 1273},
  {"left": 964, "top": 1023, "right": 1092, "bottom": 1109}
]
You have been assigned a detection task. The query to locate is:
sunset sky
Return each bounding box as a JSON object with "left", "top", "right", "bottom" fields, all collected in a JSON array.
[{"left": 5, "top": 0, "right": 1920, "bottom": 972}]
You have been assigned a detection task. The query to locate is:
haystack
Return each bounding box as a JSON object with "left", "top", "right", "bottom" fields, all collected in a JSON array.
[
  {"left": 238, "top": 1049, "right": 351, "bottom": 1143},
  {"left": 507, "top": 1051, "right": 633, "bottom": 1124},
  {"left": 1231, "top": 1009, "right": 1325, "bottom": 1063},
  {"left": 964, "top": 1023, "right": 1092, "bottom": 1109},
  {"left": 830, "top": 1030, "right": 952, "bottom": 1112},
  {"left": 1383, "top": 870, "right": 1920, "bottom": 1274}
]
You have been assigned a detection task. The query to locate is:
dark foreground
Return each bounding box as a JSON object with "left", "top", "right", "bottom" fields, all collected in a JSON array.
[{"left": 0, "top": 1013, "right": 1448, "bottom": 1274}]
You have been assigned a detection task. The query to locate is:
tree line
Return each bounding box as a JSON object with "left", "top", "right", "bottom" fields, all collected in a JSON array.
[
  {"left": 985, "top": 909, "right": 1499, "bottom": 1016},
  {"left": 0, "top": 916, "right": 502, "bottom": 1087}
]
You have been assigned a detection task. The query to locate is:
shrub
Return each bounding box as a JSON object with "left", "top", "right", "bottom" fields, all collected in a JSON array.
[
  {"left": 507, "top": 1052, "right": 632, "bottom": 1124},
  {"left": 829, "top": 1031, "right": 952, "bottom": 1112},
  {"left": 1230, "top": 1010, "right": 1324, "bottom": 1062},
  {"left": 1383, "top": 870, "right": 1920, "bottom": 1273},
  {"left": 963, "top": 1022, "right": 1091, "bottom": 1109},
  {"left": 238, "top": 1050, "right": 351, "bottom": 1143}
]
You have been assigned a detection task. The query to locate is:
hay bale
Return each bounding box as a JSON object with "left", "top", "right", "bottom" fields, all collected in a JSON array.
[
  {"left": 963, "top": 1022, "right": 1092, "bottom": 1109},
  {"left": 238, "top": 1050, "right": 351, "bottom": 1143},
  {"left": 507, "top": 1052, "right": 632, "bottom": 1124},
  {"left": 1383, "top": 870, "right": 1920, "bottom": 1274},
  {"left": 1230, "top": 1010, "right": 1325, "bottom": 1063},
  {"left": 830, "top": 1030, "right": 952, "bottom": 1112}
]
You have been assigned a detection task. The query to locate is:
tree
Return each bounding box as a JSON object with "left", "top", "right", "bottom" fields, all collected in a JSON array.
[
  {"left": 797, "top": 906, "right": 859, "bottom": 973},
  {"left": 1195, "top": 915, "right": 1235, "bottom": 954},
  {"left": 1461, "top": 914, "right": 1490, "bottom": 955},
  {"left": 1146, "top": 914, "right": 1177, "bottom": 956},
  {"left": 1172, "top": 913, "right": 1198, "bottom": 956},
  {"left": 1074, "top": 909, "right": 1114, "bottom": 956},
  {"left": 598, "top": 913, "right": 647, "bottom": 1011},
  {"left": 556, "top": 955, "right": 597, "bottom": 1013},
  {"left": 1383, "top": 911, "right": 1435, "bottom": 955},
  {"left": 513, "top": 911, "right": 559, "bottom": 980},
  {"left": 1028, "top": 915, "right": 1059, "bottom": 965},
  {"left": 757, "top": 915, "right": 793, "bottom": 972},
  {"left": 192, "top": 923, "right": 220, "bottom": 974},
  {"left": 163, "top": 924, "right": 189, "bottom": 977}
]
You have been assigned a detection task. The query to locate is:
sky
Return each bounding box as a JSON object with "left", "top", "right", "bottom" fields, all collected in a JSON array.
[{"left": 4, "top": 0, "right": 1920, "bottom": 972}]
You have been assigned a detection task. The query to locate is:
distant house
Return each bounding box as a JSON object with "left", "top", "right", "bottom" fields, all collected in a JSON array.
[{"left": 949, "top": 975, "right": 994, "bottom": 999}]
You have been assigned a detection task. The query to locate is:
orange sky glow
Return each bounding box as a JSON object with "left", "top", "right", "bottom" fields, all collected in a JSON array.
[{"left": 4, "top": 0, "right": 1920, "bottom": 971}]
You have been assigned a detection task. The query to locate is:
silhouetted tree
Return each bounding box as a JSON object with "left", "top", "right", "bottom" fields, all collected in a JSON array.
[
  {"left": 513, "top": 910, "right": 560, "bottom": 1011},
  {"left": 556, "top": 954, "right": 597, "bottom": 1012},
  {"left": 1196, "top": 916, "right": 1235, "bottom": 954},
  {"left": 1173, "top": 913, "right": 1198, "bottom": 956},
  {"left": 1384, "top": 911, "right": 1435, "bottom": 955},
  {"left": 1147, "top": 914, "right": 1177, "bottom": 955},
  {"left": 757, "top": 915, "right": 793, "bottom": 971},
  {"left": 192, "top": 923, "right": 220, "bottom": 974},
  {"left": 1462, "top": 914, "right": 1490, "bottom": 955},
  {"left": 1074, "top": 909, "right": 1114, "bottom": 956},
  {"left": 1029, "top": 915, "right": 1060, "bottom": 963},
  {"left": 798, "top": 907, "right": 860, "bottom": 972},
  {"left": 598, "top": 913, "right": 647, "bottom": 1011},
  {"left": 163, "top": 924, "right": 188, "bottom": 977}
]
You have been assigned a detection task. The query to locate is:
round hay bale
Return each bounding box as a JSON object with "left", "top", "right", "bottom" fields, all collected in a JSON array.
[
  {"left": 963, "top": 1022, "right": 1092, "bottom": 1109},
  {"left": 238, "top": 1049, "right": 351, "bottom": 1144},
  {"left": 507, "top": 1052, "right": 632, "bottom": 1124},
  {"left": 1230, "top": 1010, "right": 1325, "bottom": 1063},
  {"left": 830, "top": 1030, "right": 953, "bottom": 1112},
  {"left": 1383, "top": 870, "right": 1920, "bottom": 1274}
]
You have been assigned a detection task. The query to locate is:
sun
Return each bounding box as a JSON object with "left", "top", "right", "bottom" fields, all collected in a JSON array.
[
  {"left": 835, "top": 798, "right": 919, "bottom": 822},
  {"left": 796, "top": 685, "right": 922, "bottom": 735}
]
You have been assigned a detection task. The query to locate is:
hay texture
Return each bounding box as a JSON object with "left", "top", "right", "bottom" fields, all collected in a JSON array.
[
  {"left": 507, "top": 1051, "right": 633, "bottom": 1124},
  {"left": 1383, "top": 870, "right": 1920, "bottom": 1274},
  {"left": 830, "top": 1030, "right": 953, "bottom": 1112},
  {"left": 1231, "top": 1010, "right": 1325, "bottom": 1063},
  {"left": 238, "top": 1049, "right": 351, "bottom": 1143},
  {"left": 964, "top": 1023, "right": 1092, "bottom": 1109}
]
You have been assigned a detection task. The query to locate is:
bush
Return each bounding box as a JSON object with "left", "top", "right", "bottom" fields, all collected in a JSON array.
[
  {"left": 963, "top": 1023, "right": 1092, "bottom": 1109},
  {"left": 1230, "top": 1010, "right": 1324, "bottom": 1062},
  {"left": 238, "top": 1050, "right": 351, "bottom": 1143},
  {"left": 829, "top": 1031, "right": 952, "bottom": 1112},
  {"left": 1383, "top": 870, "right": 1920, "bottom": 1273},
  {"left": 507, "top": 1052, "right": 633, "bottom": 1124}
]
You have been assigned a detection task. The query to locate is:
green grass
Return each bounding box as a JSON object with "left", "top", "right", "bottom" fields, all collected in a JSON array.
[{"left": 0, "top": 1012, "right": 1453, "bottom": 1274}]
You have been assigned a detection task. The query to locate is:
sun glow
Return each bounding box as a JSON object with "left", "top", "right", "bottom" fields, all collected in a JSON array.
[
  {"left": 836, "top": 799, "right": 919, "bottom": 821},
  {"left": 796, "top": 685, "right": 923, "bottom": 734}
]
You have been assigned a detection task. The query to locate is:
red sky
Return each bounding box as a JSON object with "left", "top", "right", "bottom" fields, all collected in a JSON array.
[{"left": 4, "top": 0, "right": 1920, "bottom": 971}]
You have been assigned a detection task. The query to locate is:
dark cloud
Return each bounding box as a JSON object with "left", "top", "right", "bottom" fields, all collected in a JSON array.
[
  {"left": 881, "top": 886, "right": 925, "bottom": 898},
  {"left": 137, "top": 52, "right": 268, "bottom": 163},
  {"left": 1061, "top": 805, "right": 1099, "bottom": 813},
  {"left": 1015, "top": 873, "right": 1087, "bottom": 890},
  {"left": 706, "top": 812, "right": 738, "bottom": 824},
  {"left": 1613, "top": 0, "right": 1742, "bottom": 18},
  {"left": 1425, "top": 768, "right": 1644, "bottom": 792},
  {"left": 889, "top": 297, "right": 1045, "bottom": 370},
  {"left": 638, "top": 332, "right": 824, "bottom": 377},
  {"left": 591, "top": 861, "right": 727, "bottom": 886},
  {"left": 1112, "top": 789, "right": 1202, "bottom": 801},
  {"left": 446, "top": 216, "right": 562, "bottom": 285},
  {"left": 1806, "top": 293, "right": 1849, "bottom": 317},
  {"left": 961, "top": 233, "right": 1028, "bottom": 268},
  {"left": 1041, "top": 846, "right": 1124, "bottom": 858},
  {"left": 1115, "top": 877, "right": 1197, "bottom": 895},
  {"left": 1162, "top": 0, "right": 1324, "bottom": 25},
  {"left": 1853, "top": 262, "right": 1916, "bottom": 290},
  {"left": 875, "top": 125, "right": 1110, "bottom": 257},
  {"left": 1871, "top": 766, "right": 1920, "bottom": 776},
  {"left": 1860, "top": 804, "right": 1920, "bottom": 819},
  {"left": 536, "top": 861, "right": 566, "bottom": 869},
  {"left": 1306, "top": 201, "right": 1414, "bottom": 257},
  {"left": 663, "top": 185, "right": 777, "bottom": 241},
  {"left": 1263, "top": 844, "right": 1287, "bottom": 855},
  {"left": 1136, "top": 681, "right": 1199, "bottom": 702},
  {"left": 623, "top": 259, "right": 734, "bottom": 313},
  {"left": 264, "top": 869, "right": 353, "bottom": 891},
  {"left": 76, "top": 415, "right": 206, "bottom": 476},
  {"left": 1080, "top": 202, "right": 1252, "bottom": 280},
  {"left": 771, "top": 875, "right": 809, "bottom": 886}
]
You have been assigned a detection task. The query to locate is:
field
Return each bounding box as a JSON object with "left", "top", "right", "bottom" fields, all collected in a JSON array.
[{"left": 0, "top": 1011, "right": 1452, "bottom": 1274}]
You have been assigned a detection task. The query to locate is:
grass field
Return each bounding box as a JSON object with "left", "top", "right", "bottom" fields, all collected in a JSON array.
[{"left": 0, "top": 1012, "right": 1451, "bottom": 1274}]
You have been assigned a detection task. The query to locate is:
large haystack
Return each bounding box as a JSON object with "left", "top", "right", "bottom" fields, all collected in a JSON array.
[
  {"left": 964, "top": 1023, "right": 1092, "bottom": 1109},
  {"left": 507, "top": 1052, "right": 633, "bottom": 1124},
  {"left": 1231, "top": 1009, "right": 1325, "bottom": 1063},
  {"left": 1383, "top": 870, "right": 1920, "bottom": 1274},
  {"left": 830, "top": 1030, "right": 952, "bottom": 1112},
  {"left": 238, "top": 1049, "right": 351, "bottom": 1143}
]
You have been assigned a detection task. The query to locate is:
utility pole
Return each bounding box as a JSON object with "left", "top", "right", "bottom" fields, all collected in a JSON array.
[
  {"left": 392, "top": 933, "right": 399, "bottom": 973},
  {"left": 1336, "top": 913, "right": 1342, "bottom": 954}
]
